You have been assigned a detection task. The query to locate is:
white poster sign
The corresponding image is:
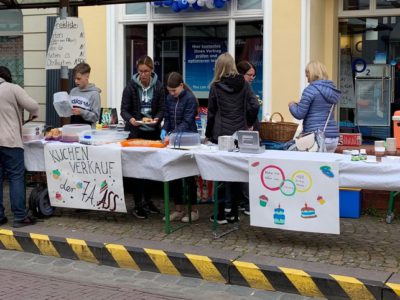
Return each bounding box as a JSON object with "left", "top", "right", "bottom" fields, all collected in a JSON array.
[
  {"left": 44, "top": 144, "right": 127, "bottom": 212},
  {"left": 249, "top": 158, "right": 339, "bottom": 234},
  {"left": 46, "top": 17, "right": 86, "bottom": 70}
]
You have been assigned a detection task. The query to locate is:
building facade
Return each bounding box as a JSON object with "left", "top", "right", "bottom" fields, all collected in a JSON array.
[{"left": 6, "top": 0, "right": 400, "bottom": 140}]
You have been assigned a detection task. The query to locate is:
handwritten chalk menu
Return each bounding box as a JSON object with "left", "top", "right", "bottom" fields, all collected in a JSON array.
[
  {"left": 46, "top": 17, "right": 86, "bottom": 70},
  {"left": 44, "top": 143, "right": 127, "bottom": 212},
  {"left": 248, "top": 158, "right": 339, "bottom": 234},
  {"left": 340, "top": 48, "right": 356, "bottom": 108}
]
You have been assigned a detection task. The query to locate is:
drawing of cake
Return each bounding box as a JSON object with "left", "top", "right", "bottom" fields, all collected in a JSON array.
[
  {"left": 301, "top": 203, "right": 317, "bottom": 218},
  {"left": 317, "top": 195, "right": 326, "bottom": 205},
  {"left": 100, "top": 180, "right": 108, "bottom": 193},
  {"left": 259, "top": 195, "right": 268, "bottom": 207},
  {"left": 52, "top": 169, "right": 61, "bottom": 179},
  {"left": 273, "top": 205, "right": 285, "bottom": 225}
]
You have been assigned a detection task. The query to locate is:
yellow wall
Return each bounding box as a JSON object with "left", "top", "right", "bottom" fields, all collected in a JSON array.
[
  {"left": 310, "top": 0, "right": 338, "bottom": 84},
  {"left": 271, "top": 0, "right": 302, "bottom": 121},
  {"left": 78, "top": 6, "right": 107, "bottom": 107}
]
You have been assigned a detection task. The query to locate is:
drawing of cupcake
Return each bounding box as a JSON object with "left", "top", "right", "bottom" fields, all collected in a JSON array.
[{"left": 259, "top": 195, "right": 268, "bottom": 207}]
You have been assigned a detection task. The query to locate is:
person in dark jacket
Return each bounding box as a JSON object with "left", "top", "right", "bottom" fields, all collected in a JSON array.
[
  {"left": 120, "top": 55, "right": 165, "bottom": 219},
  {"left": 205, "top": 53, "right": 259, "bottom": 224},
  {"left": 289, "top": 61, "right": 341, "bottom": 153},
  {"left": 161, "top": 72, "right": 199, "bottom": 222}
]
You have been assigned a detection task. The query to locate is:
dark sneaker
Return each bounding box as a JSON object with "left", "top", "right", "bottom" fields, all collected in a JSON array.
[
  {"left": 243, "top": 208, "right": 250, "bottom": 216},
  {"left": 132, "top": 207, "right": 148, "bottom": 219},
  {"left": 226, "top": 212, "right": 240, "bottom": 222},
  {"left": 209, "top": 214, "right": 228, "bottom": 225},
  {"left": 144, "top": 201, "right": 160, "bottom": 214},
  {"left": 0, "top": 217, "right": 8, "bottom": 225},
  {"left": 13, "top": 216, "right": 36, "bottom": 228}
]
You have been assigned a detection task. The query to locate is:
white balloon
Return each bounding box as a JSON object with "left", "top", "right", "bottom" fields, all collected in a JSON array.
[
  {"left": 205, "top": 0, "right": 214, "bottom": 9},
  {"left": 196, "top": 0, "right": 205, "bottom": 6},
  {"left": 187, "top": 0, "right": 196, "bottom": 4}
]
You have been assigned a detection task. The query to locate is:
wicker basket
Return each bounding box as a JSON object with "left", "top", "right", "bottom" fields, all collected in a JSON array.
[{"left": 259, "top": 112, "right": 299, "bottom": 142}]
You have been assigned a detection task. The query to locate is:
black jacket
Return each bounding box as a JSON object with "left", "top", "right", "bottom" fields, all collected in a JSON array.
[
  {"left": 205, "top": 74, "right": 259, "bottom": 143},
  {"left": 163, "top": 89, "right": 198, "bottom": 133},
  {"left": 120, "top": 75, "right": 165, "bottom": 138}
]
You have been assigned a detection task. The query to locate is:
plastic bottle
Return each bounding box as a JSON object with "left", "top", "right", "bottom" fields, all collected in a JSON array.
[
  {"left": 351, "top": 150, "right": 360, "bottom": 161},
  {"left": 359, "top": 149, "right": 367, "bottom": 160}
]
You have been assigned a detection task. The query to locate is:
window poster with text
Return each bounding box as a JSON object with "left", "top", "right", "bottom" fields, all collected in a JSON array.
[
  {"left": 185, "top": 38, "right": 227, "bottom": 98},
  {"left": 249, "top": 158, "right": 339, "bottom": 234},
  {"left": 44, "top": 144, "right": 127, "bottom": 212}
]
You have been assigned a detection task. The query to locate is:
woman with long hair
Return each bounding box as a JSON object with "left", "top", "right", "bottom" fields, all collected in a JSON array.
[{"left": 205, "top": 53, "right": 259, "bottom": 224}]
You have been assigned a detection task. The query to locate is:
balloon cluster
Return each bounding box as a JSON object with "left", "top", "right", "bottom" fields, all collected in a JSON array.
[{"left": 152, "top": 0, "right": 230, "bottom": 12}]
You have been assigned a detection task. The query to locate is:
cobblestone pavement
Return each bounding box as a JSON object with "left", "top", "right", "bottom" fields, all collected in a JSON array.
[
  {"left": 3, "top": 184, "right": 400, "bottom": 273},
  {"left": 0, "top": 249, "right": 316, "bottom": 300}
]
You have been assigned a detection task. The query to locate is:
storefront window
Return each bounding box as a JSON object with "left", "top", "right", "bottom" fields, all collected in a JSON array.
[
  {"left": 153, "top": 23, "right": 227, "bottom": 100},
  {"left": 185, "top": 24, "right": 227, "bottom": 99},
  {"left": 0, "top": 10, "right": 22, "bottom": 32},
  {"left": 343, "top": 0, "right": 370, "bottom": 10},
  {"left": 126, "top": 3, "right": 146, "bottom": 14},
  {"left": 237, "top": 0, "right": 262, "bottom": 10},
  {"left": 154, "top": 24, "right": 183, "bottom": 84},
  {"left": 0, "top": 10, "right": 23, "bottom": 86},
  {"left": 235, "top": 21, "right": 263, "bottom": 100},
  {"left": 125, "top": 25, "right": 147, "bottom": 83},
  {"left": 376, "top": 0, "right": 400, "bottom": 9},
  {"left": 338, "top": 17, "right": 400, "bottom": 140}
]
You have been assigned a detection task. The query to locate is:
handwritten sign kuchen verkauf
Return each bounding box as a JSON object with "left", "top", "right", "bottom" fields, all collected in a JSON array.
[
  {"left": 249, "top": 158, "right": 339, "bottom": 234},
  {"left": 44, "top": 143, "right": 126, "bottom": 212},
  {"left": 46, "top": 17, "right": 86, "bottom": 70}
]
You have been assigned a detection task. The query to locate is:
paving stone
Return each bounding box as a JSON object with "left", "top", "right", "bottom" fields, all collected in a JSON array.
[{"left": 176, "top": 277, "right": 203, "bottom": 288}]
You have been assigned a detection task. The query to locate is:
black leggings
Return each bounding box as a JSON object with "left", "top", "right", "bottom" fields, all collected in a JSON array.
[{"left": 170, "top": 176, "right": 197, "bottom": 205}]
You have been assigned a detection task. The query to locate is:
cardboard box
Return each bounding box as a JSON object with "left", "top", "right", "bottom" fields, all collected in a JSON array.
[
  {"left": 339, "top": 133, "right": 362, "bottom": 146},
  {"left": 339, "top": 188, "right": 362, "bottom": 218}
]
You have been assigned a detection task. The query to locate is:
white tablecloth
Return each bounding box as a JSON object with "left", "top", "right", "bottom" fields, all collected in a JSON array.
[
  {"left": 193, "top": 149, "right": 400, "bottom": 191},
  {"left": 24, "top": 142, "right": 400, "bottom": 190},
  {"left": 24, "top": 141, "right": 199, "bottom": 182}
]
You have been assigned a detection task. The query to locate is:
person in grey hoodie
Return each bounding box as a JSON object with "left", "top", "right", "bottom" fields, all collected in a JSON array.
[
  {"left": 289, "top": 61, "right": 341, "bottom": 153},
  {"left": 70, "top": 63, "right": 101, "bottom": 125},
  {"left": 120, "top": 55, "right": 165, "bottom": 220}
]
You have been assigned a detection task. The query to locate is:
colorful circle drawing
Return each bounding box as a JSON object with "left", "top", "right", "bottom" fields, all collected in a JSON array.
[
  {"left": 261, "top": 165, "right": 285, "bottom": 191},
  {"left": 279, "top": 179, "right": 296, "bottom": 196},
  {"left": 291, "top": 170, "right": 312, "bottom": 192}
]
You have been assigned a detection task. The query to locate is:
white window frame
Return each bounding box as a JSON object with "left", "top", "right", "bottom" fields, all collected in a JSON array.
[
  {"left": 339, "top": 0, "right": 400, "bottom": 17},
  {"left": 107, "top": 0, "right": 271, "bottom": 115}
]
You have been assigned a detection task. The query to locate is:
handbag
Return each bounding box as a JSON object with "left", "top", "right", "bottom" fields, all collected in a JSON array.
[{"left": 294, "top": 105, "right": 334, "bottom": 152}]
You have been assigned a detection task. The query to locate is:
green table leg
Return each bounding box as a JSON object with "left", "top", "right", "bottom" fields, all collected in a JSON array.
[{"left": 164, "top": 181, "right": 171, "bottom": 234}]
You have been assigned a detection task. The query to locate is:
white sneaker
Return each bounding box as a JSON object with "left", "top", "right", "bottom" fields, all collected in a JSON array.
[
  {"left": 162, "top": 211, "right": 185, "bottom": 222},
  {"left": 181, "top": 210, "right": 199, "bottom": 223}
]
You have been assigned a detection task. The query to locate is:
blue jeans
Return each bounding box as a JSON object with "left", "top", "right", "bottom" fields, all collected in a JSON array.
[{"left": 0, "top": 147, "right": 27, "bottom": 221}]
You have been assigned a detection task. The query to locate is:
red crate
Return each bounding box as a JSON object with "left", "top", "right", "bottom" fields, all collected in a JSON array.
[{"left": 339, "top": 133, "right": 362, "bottom": 146}]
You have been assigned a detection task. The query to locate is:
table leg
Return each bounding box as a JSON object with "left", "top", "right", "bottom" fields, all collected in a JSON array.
[{"left": 164, "top": 182, "right": 171, "bottom": 234}]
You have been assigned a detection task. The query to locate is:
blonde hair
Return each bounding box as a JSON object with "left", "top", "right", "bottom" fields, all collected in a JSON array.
[
  {"left": 211, "top": 53, "right": 238, "bottom": 84},
  {"left": 306, "top": 61, "right": 328, "bottom": 82}
]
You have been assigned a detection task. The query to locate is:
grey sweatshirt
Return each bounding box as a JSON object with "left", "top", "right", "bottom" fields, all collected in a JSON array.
[{"left": 70, "top": 83, "right": 101, "bottom": 125}]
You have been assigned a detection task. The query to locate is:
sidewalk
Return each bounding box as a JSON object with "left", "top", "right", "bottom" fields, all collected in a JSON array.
[{"left": 1, "top": 184, "right": 400, "bottom": 299}]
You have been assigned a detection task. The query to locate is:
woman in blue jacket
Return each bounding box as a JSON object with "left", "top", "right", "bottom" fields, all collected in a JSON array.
[
  {"left": 161, "top": 72, "right": 199, "bottom": 222},
  {"left": 289, "top": 61, "right": 341, "bottom": 153}
]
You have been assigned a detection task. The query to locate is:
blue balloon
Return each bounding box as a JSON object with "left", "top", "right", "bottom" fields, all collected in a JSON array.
[
  {"left": 153, "top": 1, "right": 162, "bottom": 5},
  {"left": 163, "top": 0, "right": 174, "bottom": 6},
  {"left": 172, "top": 1, "right": 181, "bottom": 11},
  {"left": 214, "top": 0, "right": 225, "bottom": 8},
  {"left": 178, "top": 0, "right": 189, "bottom": 9},
  {"left": 192, "top": 2, "right": 202, "bottom": 9}
]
